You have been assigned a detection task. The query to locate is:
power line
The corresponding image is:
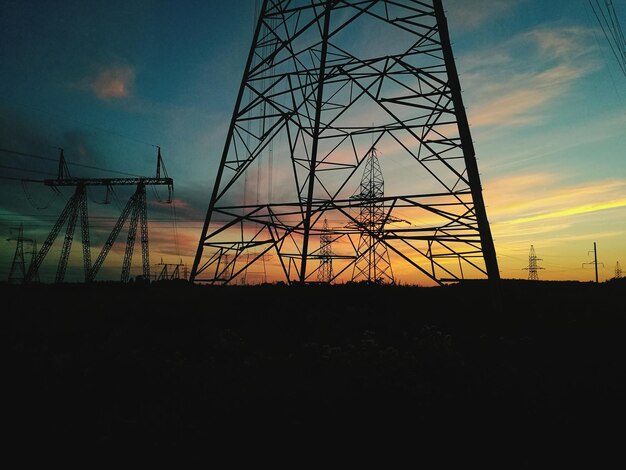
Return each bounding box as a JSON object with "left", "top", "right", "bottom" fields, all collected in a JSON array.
[
  {"left": 0, "top": 98, "right": 159, "bottom": 149},
  {"left": 0, "top": 163, "right": 55, "bottom": 177},
  {"left": 588, "top": 0, "right": 626, "bottom": 78},
  {"left": 0, "top": 147, "right": 145, "bottom": 178},
  {"left": 1, "top": 175, "right": 46, "bottom": 182},
  {"left": 0, "top": 148, "right": 55, "bottom": 163}
]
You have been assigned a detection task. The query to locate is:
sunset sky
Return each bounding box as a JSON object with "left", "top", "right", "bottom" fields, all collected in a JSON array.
[{"left": 1, "top": 0, "right": 624, "bottom": 284}]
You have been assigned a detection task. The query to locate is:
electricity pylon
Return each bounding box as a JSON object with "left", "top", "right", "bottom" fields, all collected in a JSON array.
[
  {"left": 317, "top": 218, "right": 334, "bottom": 283},
  {"left": 24, "top": 148, "right": 173, "bottom": 283},
  {"left": 191, "top": 0, "right": 499, "bottom": 286},
  {"left": 7, "top": 224, "right": 38, "bottom": 284},
  {"left": 7, "top": 224, "right": 26, "bottom": 283},
  {"left": 156, "top": 258, "right": 186, "bottom": 281},
  {"left": 614, "top": 261, "right": 622, "bottom": 279},
  {"left": 348, "top": 147, "right": 408, "bottom": 284},
  {"left": 523, "top": 244, "right": 544, "bottom": 281}
]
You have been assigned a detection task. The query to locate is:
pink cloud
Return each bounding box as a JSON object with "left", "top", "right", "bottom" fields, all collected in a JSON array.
[{"left": 89, "top": 65, "right": 135, "bottom": 100}]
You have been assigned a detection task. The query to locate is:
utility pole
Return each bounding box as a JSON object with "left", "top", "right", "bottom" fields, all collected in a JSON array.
[{"left": 583, "top": 242, "right": 604, "bottom": 283}]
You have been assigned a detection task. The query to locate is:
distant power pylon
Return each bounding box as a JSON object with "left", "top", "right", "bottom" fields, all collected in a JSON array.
[
  {"left": 317, "top": 218, "right": 334, "bottom": 283},
  {"left": 523, "top": 244, "right": 544, "bottom": 281},
  {"left": 23, "top": 148, "right": 173, "bottom": 283},
  {"left": 190, "top": 0, "right": 500, "bottom": 286},
  {"left": 155, "top": 258, "right": 187, "bottom": 281},
  {"left": 7, "top": 224, "right": 26, "bottom": 283},
  {"left": 615, "top": 261, "right": 622, "bottom": 279},
  {"left": 7, "top": 224, "right": 38, "bottom": 284},
  {"left": 348, "top": 147, "right": 408, "bottom": 284}
]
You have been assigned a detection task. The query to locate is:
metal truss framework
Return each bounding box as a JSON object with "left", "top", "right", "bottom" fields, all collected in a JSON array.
[
  {"left": 24, "top": 149, "right": 173, "bottom": 283},
  {"left": 523, "top": 245, "right": 544, "bottom": 281},
  {"left": 349, "top": 146, "right": 401, "bottom": 284},
  {"left": 156, "top": 258, "right": 186, "bottom": 281},
  {"left": 7, "top": 224, "right": 37, "bottom": 284},
  {"left": 191, "top": 0, "right": 499, "bottom": 286},
  {"left": 317, "top": 217, "right": 334, "bottom": 283}
]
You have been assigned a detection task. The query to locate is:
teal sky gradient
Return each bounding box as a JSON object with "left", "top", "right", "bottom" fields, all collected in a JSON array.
[{"left": 1, "top": 0, "right": 624, "bottom": 283}]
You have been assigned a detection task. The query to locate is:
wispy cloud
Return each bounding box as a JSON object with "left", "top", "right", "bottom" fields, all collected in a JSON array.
[
  {"left": 502, "top": 197, "right": 626, "bottom": 226},
  {"left": 445, "top": 0, "right": 524, "bottom": 32},
  {"left": 486, "top": 174, "right": 626, "bottom": 233},
  {"left": 525, "top": 26, "right": 595, "bottom": 61},
  {"left": 469, "top": 88, "right": 551, "bottom": 127},
  {"left": 460, "top": 25, "right": 600, "bottom": 131}
]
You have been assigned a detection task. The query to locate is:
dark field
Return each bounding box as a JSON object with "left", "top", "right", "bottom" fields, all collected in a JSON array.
[{"left": 4, "top": 279, "right": 626, "bottom": 458}]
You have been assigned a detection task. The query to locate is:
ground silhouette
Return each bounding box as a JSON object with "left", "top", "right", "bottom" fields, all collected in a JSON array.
[{"left": 4, "top": 278, "right": 626, "bottom": 458}]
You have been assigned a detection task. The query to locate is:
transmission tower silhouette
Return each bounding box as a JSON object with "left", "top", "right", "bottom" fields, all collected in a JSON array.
[
  {"left": 317, "top": 218, "right": 334, "bottom": 283},
  {"left": 7, "top": 224, "right": 26, "bottom": 284},
  {"left": 523, "top": 244, "right": 544, "bottom": 280},
  {"left": 615, "top": 261, "right": 622, "bottom": 279},
  {"left": 191, "top": 0, "right": 500, "bottom": 286},
  {"left": 24, "top": 148, "right": 173, "bottom": 283},
  {"left": 7, "top": 224, "right": 38, "bottom": 284},
  {"left": 348, "top": 146, "right": 407, "bottom": 284},
  {"left": 156, "top": 258, "right": 187, "bottom": 281}
]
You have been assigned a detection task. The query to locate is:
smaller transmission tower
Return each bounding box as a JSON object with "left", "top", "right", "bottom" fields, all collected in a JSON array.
[
  {"left": 615, "top": 261, "right": 622, "bottom": 279},
  {"left": 523, "top": 245, "right": 544, "bottom": 280},
  {"left": 348, "top": 147, "right": 408, "bottom": 284},
  {"left": 317, "top": 218, "right": 334, "bottom": 283},
  {"left": 7, "top": 224, "right": 38, "bottom": 284},
  {"left": 156, "top": 258, "right": 187, "bottom": 281},
  {"left": 24, "top": 148, "right": 173, "bottom": 283},
  {"left": 7, "top": 224, "right": 26, "bottom": 284}
]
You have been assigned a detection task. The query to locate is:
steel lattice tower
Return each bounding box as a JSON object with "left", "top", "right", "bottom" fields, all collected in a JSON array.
[
  {"left": 7, "top": 224, "right": 39, "bottom": 283},
  {"left": 349, "top": 146, "right": 399, "bottom": 284},
  {"left": 191, "top": 0, "right": 500, "bottom": 286},
  {"left": 7, "top": 224, "right": 26, "bottom": 284},
  {"left": 524, "top": 245, "right": 544, "bottom": 281},
  {"left": 24, "top": 148, "right": 173, "bottom": 283},
  {"left": 317, "top": 217, "right": 334, "bottom": 283}
]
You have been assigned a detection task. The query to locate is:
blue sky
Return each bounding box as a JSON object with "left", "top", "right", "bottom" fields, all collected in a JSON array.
[{"left": 1, "top": 0, "right": 624, "bottom": 284}]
